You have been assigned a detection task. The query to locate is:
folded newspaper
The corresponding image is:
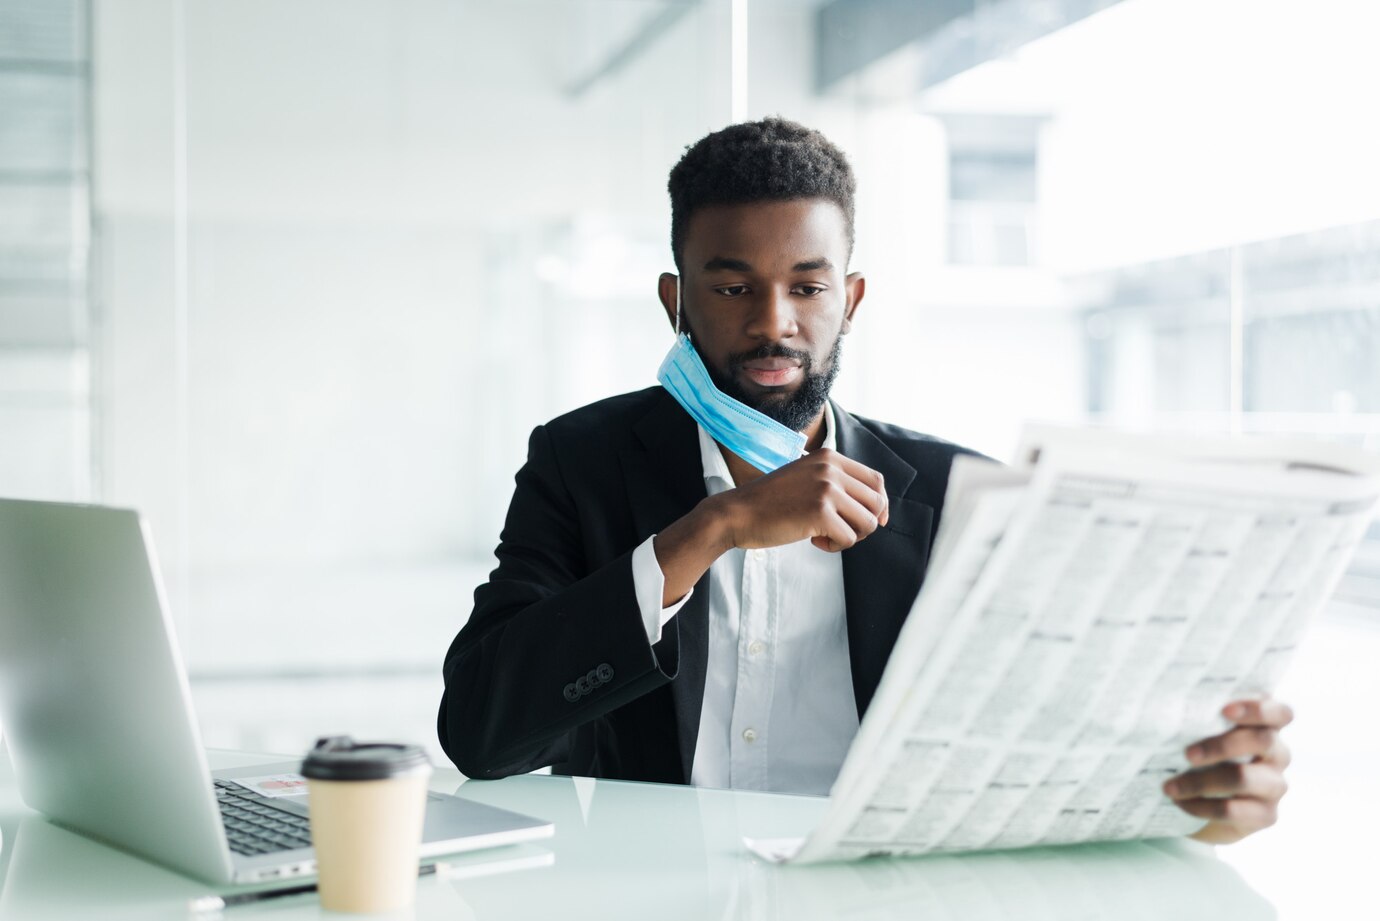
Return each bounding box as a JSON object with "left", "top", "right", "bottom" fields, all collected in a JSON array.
[{"left": 747, "top": 425, "right": 1380, "bottom": 863}]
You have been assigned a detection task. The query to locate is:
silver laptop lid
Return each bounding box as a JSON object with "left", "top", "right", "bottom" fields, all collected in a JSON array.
[{"left": 0, "top": 499, "right": 234, "bottom": 884}]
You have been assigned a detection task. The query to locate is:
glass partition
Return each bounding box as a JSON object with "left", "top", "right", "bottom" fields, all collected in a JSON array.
[
  {"left": 6, "top": 0, "right": 1375, "bottom": 756},
  {"left": 0, "top": 0, "right": 92, "bottom": 503}
]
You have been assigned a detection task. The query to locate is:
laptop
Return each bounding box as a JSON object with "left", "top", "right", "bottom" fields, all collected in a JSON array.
[{"left": 0, "top": 497, "right": 552, "bottom": 886}]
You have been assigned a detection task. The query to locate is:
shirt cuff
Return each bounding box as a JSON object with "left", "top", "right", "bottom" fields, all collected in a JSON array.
[{"left": 632, "top": 534, "right": 693, "bottom": 646}]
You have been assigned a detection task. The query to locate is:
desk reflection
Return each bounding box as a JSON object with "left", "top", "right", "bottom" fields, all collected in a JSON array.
[
  {"left": 0, "top": 772, "right": 1275, "bottom": 921},
  {"left": 451, "top": 775, "right": 1276, "bottom": 921},
  {"left": 715, "top": 840, "right": 1275, "bottom": 921},
  {"left": 0, "top": 813, "right": 503, "bottom": 921},
  {"left": 0, "top": 815, "right": 211, "bottom": 921}
]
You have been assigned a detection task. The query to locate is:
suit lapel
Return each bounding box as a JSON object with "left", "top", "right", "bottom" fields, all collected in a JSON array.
[
  {"left": 614, "top": 394, "right": 936, "bottom": 777},
  {"left": 833, "top": 402, "right": 934, "bottom": 719},
  {"left": 618, "top": 390, "right": 710, "bottom": 784}
]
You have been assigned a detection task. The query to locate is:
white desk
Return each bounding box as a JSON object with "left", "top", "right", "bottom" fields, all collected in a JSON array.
[{"left": 1, "top": 746, "right": 1350, "bottom": 920}]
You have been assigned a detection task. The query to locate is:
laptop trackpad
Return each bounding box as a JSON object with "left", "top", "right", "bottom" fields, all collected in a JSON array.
[{"left": 269, "top": 795, "right": 310, "bottom": 817}]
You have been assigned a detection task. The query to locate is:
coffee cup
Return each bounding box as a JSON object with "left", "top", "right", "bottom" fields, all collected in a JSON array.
[{"left": 300, "top": 736, "right": 432, "bottom": 914}]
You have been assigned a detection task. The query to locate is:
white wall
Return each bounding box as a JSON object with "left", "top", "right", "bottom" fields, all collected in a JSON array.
[{"left": 91, "top": 0, "right": 742, "bottom": 671}]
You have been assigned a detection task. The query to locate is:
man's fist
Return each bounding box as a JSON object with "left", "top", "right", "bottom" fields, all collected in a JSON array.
[{"left": 714, "top": 448, "right": 889, "bottom": 553}]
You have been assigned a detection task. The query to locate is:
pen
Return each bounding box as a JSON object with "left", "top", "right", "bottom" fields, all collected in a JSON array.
[{"left": 189, "top": 863, "right": 438, "bottom": 912}]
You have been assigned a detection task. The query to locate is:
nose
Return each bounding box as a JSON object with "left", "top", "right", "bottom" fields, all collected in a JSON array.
[{"left": 743, "top": 287, "right": 798, "bottom": 341}]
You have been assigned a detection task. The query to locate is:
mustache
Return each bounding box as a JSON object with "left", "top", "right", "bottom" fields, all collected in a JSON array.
[{"left": 727, "top": 343, "right": 814, "bottom": 374}]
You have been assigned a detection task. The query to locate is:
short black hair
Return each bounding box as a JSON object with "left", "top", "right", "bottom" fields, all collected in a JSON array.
[{"left": 667, "top": 117, "right": 856, "bottom": 272}]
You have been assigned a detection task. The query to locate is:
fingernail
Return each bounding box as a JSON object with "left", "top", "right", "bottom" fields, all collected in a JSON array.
[
  {"left": 1186, "top": 744, "right": 1204, "bottom": 763},
  {"left": 1164, "top": 780, "right": 1180, "bottom": 797},
  {"left": 1225, "top": 703, "right": 1245, "bottom": 720}
]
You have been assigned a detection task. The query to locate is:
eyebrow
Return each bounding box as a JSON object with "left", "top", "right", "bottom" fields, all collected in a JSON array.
[{"left": 701, "top": 256, "right": 835, "bottom": 272}]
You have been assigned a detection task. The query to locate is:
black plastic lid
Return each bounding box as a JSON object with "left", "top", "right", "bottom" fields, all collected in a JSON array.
[{"left": 300, "top": 736, "right": 432, "bottom": 781}]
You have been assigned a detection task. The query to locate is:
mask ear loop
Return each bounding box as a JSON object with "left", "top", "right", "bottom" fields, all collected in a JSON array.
[{"left": 674, "top": 276, "right": 683, "bottom": 337}]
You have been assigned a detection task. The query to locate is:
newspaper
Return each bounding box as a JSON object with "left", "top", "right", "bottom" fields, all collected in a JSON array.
[{"left": 747, "top": 426, "right": 1380, "bottom": 863}]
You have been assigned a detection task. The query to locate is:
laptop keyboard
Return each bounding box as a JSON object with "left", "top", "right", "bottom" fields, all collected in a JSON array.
[{"left": 214, "top": 779, "right": 313, "bottom": 855}]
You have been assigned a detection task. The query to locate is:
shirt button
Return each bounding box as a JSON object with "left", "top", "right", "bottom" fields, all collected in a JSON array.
[
  {"left": 749, "top": 549, "right": 765, "bottom": 562},
  {"left": 748, "top": 640, "right": 765, "bottom": 656},
  {"left": 742, "top": 728, "right": 757, "bottom": 743}
]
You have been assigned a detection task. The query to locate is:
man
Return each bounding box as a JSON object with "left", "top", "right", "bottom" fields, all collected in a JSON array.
[{"left": 439, "top": 118, "right": 1291, "bottom": 845}]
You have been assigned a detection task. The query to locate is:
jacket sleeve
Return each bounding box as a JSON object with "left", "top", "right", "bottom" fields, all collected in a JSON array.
[{"left": 437, "top": 423, "right": 679, "bottom": 778}]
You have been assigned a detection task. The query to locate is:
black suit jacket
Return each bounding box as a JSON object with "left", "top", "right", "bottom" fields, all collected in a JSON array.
[{"left": 438, "top": 386, "right": 979, "bottom": 783}]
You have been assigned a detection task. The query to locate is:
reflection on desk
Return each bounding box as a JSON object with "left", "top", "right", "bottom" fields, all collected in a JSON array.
[
  {"left": 450, "top": 774, "right": 1272, "bottom": 921},
  {"left": 0, "top": 754, "right": 1273, "bottom": 921}
]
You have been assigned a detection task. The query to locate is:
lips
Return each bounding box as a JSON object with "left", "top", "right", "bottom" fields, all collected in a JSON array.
[
  {"left": 741, "top": 358, "right": 802, "bottom": 388},
  {"left": 742, "top": 358, "right": 799, "bottom": 372}
]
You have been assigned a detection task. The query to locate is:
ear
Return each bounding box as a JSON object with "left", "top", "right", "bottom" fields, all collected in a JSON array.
[
  {"left": 657, "top": 273, "right": 680, "bottom": 332},
  {"left": 841, "top": 272, "right": 866, "bottom": 335}
]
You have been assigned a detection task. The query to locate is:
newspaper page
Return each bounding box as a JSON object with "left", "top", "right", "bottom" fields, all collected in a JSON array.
[{"left": 748, "top": 428, "right": 1380, "bottom": 864}]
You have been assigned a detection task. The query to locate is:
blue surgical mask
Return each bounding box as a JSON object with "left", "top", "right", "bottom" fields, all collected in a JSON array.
[{"left": 656, "top": 281, "right": 807, "bottom": 473}]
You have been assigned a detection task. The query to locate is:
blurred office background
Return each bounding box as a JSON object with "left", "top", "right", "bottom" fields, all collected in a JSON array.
[{"left": 2, "top": 0, "right": 1378, "bottom": 782}]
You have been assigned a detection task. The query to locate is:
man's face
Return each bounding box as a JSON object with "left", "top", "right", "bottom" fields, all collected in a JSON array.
[{"left": 659, "top": 198, "right": 865, "bottom": 433}]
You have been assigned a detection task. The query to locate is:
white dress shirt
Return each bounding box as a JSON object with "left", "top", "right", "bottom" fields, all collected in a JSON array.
[{"left": 629, "top": 403, "right": 859, "bottom": 796}]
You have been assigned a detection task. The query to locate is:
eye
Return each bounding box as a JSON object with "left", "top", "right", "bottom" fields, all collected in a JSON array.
[
  {"left": 715, "top": 284, "right": 750, "bottom": 297},
  {"left": 794, "top": 285, "right": 826, "bottom": 297}
]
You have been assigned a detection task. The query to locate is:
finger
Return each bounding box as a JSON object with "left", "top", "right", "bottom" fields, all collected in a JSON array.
[
  {"left": 818, "top": 508, "right": 860, "bottom": 552},
  {"left": 1165, "top": 761, "right": 1287, "bottom": 801},
  {"left": 835, "top": 471, "right": 887, "bottom": 530},
  {"left": 1185, "top": 726, "right": 1279, "bottom": 766},
  {"left": 1262, "top": 735, "right": 1292, "bottom": 770},
  {"left": 821, "top": 452, "right": 889, "bottom": 526},
  {"left": 1222, "top": 698, "right": 1294, "bottom": 728},
  {"left": 1172, "top": 795, "right": 1278, "bottom": 829},
  {"left": 822, "top": 494, "right": 877, "bottom": 552},
  {"left": 830, "top": 488, "right": 882, "bottom": 542}
]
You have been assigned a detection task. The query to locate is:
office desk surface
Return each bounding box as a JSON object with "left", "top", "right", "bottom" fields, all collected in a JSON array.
[{"left": 0, "top": 747, "right": 1368, "bottom": 920}]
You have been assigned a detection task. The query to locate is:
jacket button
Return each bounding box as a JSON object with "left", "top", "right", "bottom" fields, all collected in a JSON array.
[{"left": 563, "top": 683, "right": 579, "bottom": 702}]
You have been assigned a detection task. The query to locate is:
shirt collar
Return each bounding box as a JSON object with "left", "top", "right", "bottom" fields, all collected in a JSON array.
[{"left": 697, "top": 401, "right": 837, "bottom": 485}]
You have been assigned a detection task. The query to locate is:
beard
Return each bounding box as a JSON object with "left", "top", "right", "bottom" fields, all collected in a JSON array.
[{"left": 699, "top": 333, "right": 844, "bottom": 433}]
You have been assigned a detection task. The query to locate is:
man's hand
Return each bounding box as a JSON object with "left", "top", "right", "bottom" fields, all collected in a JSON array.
[
  {"left": 651, "top": 450, "right": 888, "bottom": 606},
  {"left": 1164, "top": 698, "right": 1293, "bottom": 844},
  {"left": 716, "top": 448, "right": 889, "bottom": 553}
]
